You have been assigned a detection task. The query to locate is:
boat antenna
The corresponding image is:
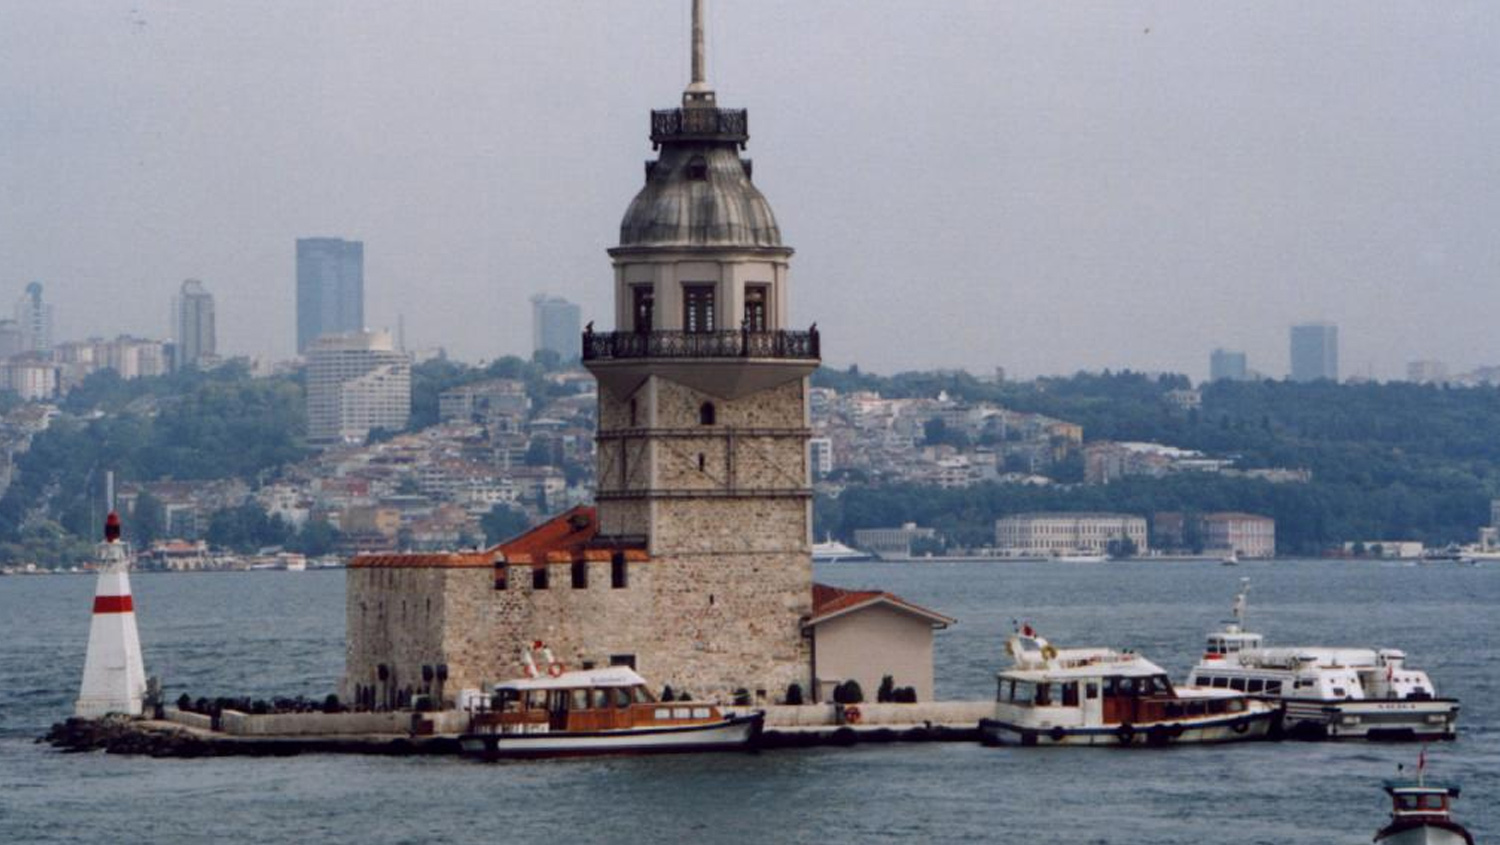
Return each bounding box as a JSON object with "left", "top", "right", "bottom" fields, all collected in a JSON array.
[{"left": 1230, "top": 577, "right": 1250, "bottom": 630}]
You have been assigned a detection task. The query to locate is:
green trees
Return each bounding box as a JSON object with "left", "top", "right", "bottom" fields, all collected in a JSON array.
[{"left": 481, "top": 504, "right": 530, "bottom": 545}]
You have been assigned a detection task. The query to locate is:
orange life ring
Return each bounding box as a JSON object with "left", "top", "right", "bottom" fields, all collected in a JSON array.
[
  {"left": 844, "top": 705, "right": 862, "bottom": 725},
  {"left": 547, "top": 663, "right": 566, "bottom": 678}
]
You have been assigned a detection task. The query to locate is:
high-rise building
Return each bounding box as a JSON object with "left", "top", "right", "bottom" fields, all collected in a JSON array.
[
  {"left": 530, "top": 295, "right": 582, "bottom": 363},
  {"left": 1290, "top": 322, "right": 1338, "bottom": 382},
  {"left": 296, "top": 238, "right": 364, "bottom": 354},
  {"left": 1210, "top": 349, "right": 1248, "bottom": 382},
  {"left": 0, "top": 319, "right": 23, "bottom": 359},
  {"left": 306, "top": 330, "right": 410, "bottom": 445},
  {"left": 15, "top": 282, "right": 53, "bottom": 354},
  {"left": 173, "top": 279, "right": 216, "bottom": 369}
]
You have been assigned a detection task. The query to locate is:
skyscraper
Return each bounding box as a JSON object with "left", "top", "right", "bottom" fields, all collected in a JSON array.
[
  {"left": 15, "top": 281, "right": 53, "bottom": 354},
  {"left": 530, "top": 295, "right": 581, "bottom": 362},
  {"left": 1210, "top": 349, "right": 1248, "bottom": 382},
  {"left": 296, "top": 238, "right": 364, "bottom": 354},
  {"left": 1290, "top": 322, "right": 1338, "bottom": 382},
  {"left": 173, "top": 279, "right": 216, "bottom": 369},
  {"left": 305, "top": 330, "right": 411, "bottom": 445}
]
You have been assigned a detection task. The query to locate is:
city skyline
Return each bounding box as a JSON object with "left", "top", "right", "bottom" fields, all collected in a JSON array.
[{"left": 3, "top": 3, "right": 1499, "bottom": 381}]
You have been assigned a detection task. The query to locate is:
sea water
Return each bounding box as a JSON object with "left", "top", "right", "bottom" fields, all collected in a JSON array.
[{"left": 1, "top": 560, "right": 1495, "bottom": 844}]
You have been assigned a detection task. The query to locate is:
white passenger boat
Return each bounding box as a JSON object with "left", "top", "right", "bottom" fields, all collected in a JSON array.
[
  {"left": 978, "top": 627, "right": 1277, "bottom": 747},
  {"left": 1186, "top": 579, "right": 1459, "bottom": 741},
  {"left": 1373, "top": 756, "right": 1474, "bottom": 845},
  {"left": 1052, "top": 551, "right": 1109, "bottom": 563},
  {"left": 458, "top": 659, "right": 762, "bottom": 760}
]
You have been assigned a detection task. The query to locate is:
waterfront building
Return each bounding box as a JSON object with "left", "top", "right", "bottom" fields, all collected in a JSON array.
[
  {"left": 853, "top": 523, "right": 938, "bottom": 559},
  {"left": 306, "top": 330, "right": 411, "bottom": 445},
  {"left": 995, "top": 512, "right": 1149, "bottom": 556},
  {"left": 14, "top": 281, "right": 53, "bottom": 353},
  {"left": 173, "top": 279, "right": 216, "bottom": 369},
  {"left": 1200, "top": 512, "right": 1276, "bottom": 558},
  {"left": 296, "top": 237, "right": 364, "bottom": 354},
  {"left": 531, "top": 295, "right": 582, "bottom": 363},
  {"left": 806, "top": 584, "right": 953, "bottom": 703},
  {"left": 1210, "top": 348, "right": 1248, "bottom": 381},
  {"left": 341, "top": 3, "right": 953, "bottom": 710},
  {"left": 1290, "top": 322, "right": 1338, "bottom": 382}
]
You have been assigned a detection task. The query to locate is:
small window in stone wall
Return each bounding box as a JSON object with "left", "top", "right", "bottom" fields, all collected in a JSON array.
[
  {"left": 571, "top": 560, "right": 588, "bottom": 589},
  {"left": 611, "top": 553, "right": 628, "bottom": 589},
  {"left": 699, "top": 402, "right": 716, "bottom": 425},
  {"left": 532, "top": 565, "right": 549, "bottom": 590},
  {"left": 629, "top": 398, "right": 637, "bottom": 427},
  {"left": 494, "top": 563, "right": 507, "bottom": 591}
]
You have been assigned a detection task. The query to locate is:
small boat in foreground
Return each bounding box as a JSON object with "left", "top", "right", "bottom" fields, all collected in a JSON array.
[
  {"left": 458, "top": 658, "right": 762, "bottom": 760},
  {"left": 1374, "top": 756, "right": 1474, "bottom": 845},
  {"left": 978, "top": 627, "right": 1277, "bottom": 747}
]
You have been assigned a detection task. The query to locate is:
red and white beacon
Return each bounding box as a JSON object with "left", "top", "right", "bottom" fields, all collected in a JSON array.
[{"left": 74, "top": 512, "right": 147, "bottom": 718}]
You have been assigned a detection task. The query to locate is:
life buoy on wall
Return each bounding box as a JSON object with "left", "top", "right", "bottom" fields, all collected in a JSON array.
[
  {"left": 844, "top": 705, "right": 862, "bottom": 725},
  {"left": 547, "top": 662, "right": 566, "bottom": 678},
  {"left": 1041, "top": 644, "right": 1060, "bottom": 661}
]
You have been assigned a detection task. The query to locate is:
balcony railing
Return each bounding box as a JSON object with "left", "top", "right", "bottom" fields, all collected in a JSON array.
[
  {"left": 650, "top": 107, "right": 749, "bottom": 147},
  {"left": 582, "top": 328, "right": 820, "bottom": 362}
]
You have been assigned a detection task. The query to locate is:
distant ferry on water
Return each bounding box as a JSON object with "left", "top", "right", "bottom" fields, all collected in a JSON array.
[
  {"left": 1186, "top": 579, "right": 1459, "bottom": 740},
  {"left": 811, "top": 537, "right": 873, "bottom": 563},
  {"left": 978, "top": 627, "right": 1277, "bottom": 747}
]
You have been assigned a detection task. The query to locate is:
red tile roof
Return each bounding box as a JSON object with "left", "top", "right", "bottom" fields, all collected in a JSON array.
[
  {"left": 350, "top": 506, "right": 648, "bottom": 569},
  {"left": 808, "top": 582, "right": 954, "bottom": 628}
]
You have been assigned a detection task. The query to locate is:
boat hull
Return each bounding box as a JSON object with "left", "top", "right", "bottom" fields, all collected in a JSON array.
[
  {"left": 458, "top": 713, "right": 763, "bottom": 760},
  {"left": 978, "top": 709, "right": 1276, "bottom": 747},
  {"left": 1375, "top": 820, "right": 1475, "bottom": 845},
  {"left": 1279, "top": 698, "right": 1459, "bottom": 741}
]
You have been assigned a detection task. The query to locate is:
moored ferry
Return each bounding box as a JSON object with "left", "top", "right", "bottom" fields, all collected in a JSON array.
[
  {"left": 1185, "top": 580, "right": 1459, "bottom": 741},
  {"left": 458, "top": 659, "right": 762, "bottom": 760},
  {"left": 978, "top": 627, "right": 1277, "bottom": 747}
]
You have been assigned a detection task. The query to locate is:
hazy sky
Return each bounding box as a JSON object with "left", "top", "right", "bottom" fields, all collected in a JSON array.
[{"left": 3, "top": 1, "right": 1498, "bottom": 381}]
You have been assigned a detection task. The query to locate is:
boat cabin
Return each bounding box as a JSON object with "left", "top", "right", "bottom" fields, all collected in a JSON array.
[
  {"left": 1384, "top": 782, "right": 1459, "bottom": 820},
  {"left": 998, "top": 657, "right": 1249, "bottom": 727},
  {"left": 467, "top": 666, "right": 723, "bottom": 734}
]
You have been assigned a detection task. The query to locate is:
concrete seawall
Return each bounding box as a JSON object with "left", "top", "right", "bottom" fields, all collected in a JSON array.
[{"left": 47, "top": 702, "right": 995, "bottom": 757}]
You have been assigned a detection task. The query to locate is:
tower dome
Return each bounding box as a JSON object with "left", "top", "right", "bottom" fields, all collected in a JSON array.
[
  {"left": 617, "top": 0, "right": 782, "bottom": 250},
  {"left": 619, "top": 142, "right": 782, "bottom": 248}
]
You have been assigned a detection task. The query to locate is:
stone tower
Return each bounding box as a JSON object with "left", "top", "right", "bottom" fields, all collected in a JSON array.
[{"left": 583, "top": 0, "right": 820, "bottom": 699}]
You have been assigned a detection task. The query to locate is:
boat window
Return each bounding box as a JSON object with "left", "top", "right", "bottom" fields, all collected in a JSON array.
[
  {"left": 591, "top": 689, "right": 609, "bottom": 709},
  {"left": 1061, "top": 682, "right": 1080, "bottom": 707},
  {"left": 1420, "top": 795, "right": 1445, "bottom": 810},
  {"left": 1034, "top": 684, "right": 1052, "bottom": 706},
  {"left": 1117, "top": 677, "right": 1138, "bottom": 696},
  {"left": 1211, "top": 677, "right": 1229, "bottom": 689},
  {"left": 1332, "top": 687, "right": 1347, "bottom": 698},
  {"left": 654, "top": 708, "right": 673, "bottom": 720},
  {"left": 693, "top": 707, "right": 711, "bottom": 719},
  {"left": 526, "top": 690, "right": 547, "bottom": 710},
  {"left": 1226, "top": 698, "right": 1245, "bottom": 713},
  {"left": 1010, "top": 681, "right": 1035, "bottom": 705},
  {"left": 1230, "top": 678, "right": 1247, "bottom": 692},
  {"left": 570, "top": 689, "right": 589, "bottom": 710},
  {"left": 673, "top": 707, "right": 693, "bottom": 720},
  {"left": 1265, "top": 680, "right": 1282, "bottom": 694},
  {"left": 1153, "top": 675, "right": 1174, "bottom": 696},
  {"left": 1164, "top": 702, "right": 1184, "bottom": 718},
  {"left": 1085, "top": 682, "right": 1099, "bottom": 700},
  {"left": 632, "top": 685, "right": 655, "bottom": 704},
  {"left": 1247, "top": 679, "right": 1265, "bottom": 693},
  {"left": 550, "top": 690, "right": 568, "bottom": 713},
  {"left": 612, "top": 688, "right": 631, "bottom": 708}
]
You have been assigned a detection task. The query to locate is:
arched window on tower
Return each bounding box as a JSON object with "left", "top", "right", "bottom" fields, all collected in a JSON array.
[
  {"left": 699, "top": 402, "right": 716, "bottom": 426},
  {"left": 686, "top": 155, "right": 709, "bottom": 181}
]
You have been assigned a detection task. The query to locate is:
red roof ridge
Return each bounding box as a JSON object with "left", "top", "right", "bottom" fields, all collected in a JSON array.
[{"left": 809, "top": 581, "right": 954, "bottom": 627}]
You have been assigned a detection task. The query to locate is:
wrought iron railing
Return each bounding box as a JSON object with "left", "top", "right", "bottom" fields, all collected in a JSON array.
[
  {"left": 582, "top": 328, "right": 820, "bottom": 362},
  {"left": 651, "top": 108, "right": 749, "bottom": 146}
]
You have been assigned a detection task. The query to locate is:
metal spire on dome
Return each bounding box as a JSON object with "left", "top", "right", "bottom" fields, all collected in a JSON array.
[{"left": 685, "top": 0, "right": 714, "bottom": 102}]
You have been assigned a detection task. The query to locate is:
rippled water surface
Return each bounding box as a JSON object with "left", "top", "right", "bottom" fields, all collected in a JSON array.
[{"left": 1, "top": 561, "right": 1495, "bottom": 844}]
